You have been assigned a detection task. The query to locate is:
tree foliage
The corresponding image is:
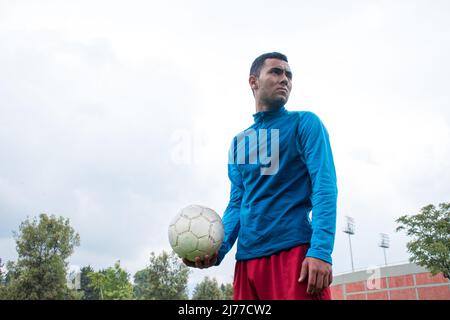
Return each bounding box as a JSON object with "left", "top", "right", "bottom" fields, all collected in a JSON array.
[
  {"left": 4, "top": 214, "right": 80, "bottom": 299},
  {"left": 79, "top": 265, "right": 100, "bottom": 300},
  {"left": 192, "top": 276, "right": 224, "bottom": 300},
  {"left": 133, "top": 251, "right": 190, "bottom": 300},
  {"left": 220, "top": 283, "right": 233, "bottom": 300},
  {"left": 396, "top": 202, "right": 450, "bottom": 279},
  {"left": 87, "top": 261, "right": 133, "bottom": 300},
  {"left": 0, "top": 258, "right": 5, "bottom": 298},
  {"left": 0, "top": 258, "right": 4, "bottom": 283}
]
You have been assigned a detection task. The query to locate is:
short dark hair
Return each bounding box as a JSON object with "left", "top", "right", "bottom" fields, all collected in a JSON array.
[{"left": 250, "top": 52, "right": 288, "bottom": 77}]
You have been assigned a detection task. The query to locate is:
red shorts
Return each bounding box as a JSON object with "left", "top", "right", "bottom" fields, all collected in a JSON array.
[{"left": 233, "top": 244, "right": 331, "bottom": 300}]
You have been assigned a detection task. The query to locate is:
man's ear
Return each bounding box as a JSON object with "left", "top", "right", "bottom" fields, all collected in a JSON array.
[{"left": 249, "top": 75, "right": 258, "bottom": 90}]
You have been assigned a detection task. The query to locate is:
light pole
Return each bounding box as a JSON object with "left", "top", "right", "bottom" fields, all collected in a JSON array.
[
  {"left": 343, "top": 216, "right": 355, "bottom": 272},
  {"left": 379, "top": 233, "right": 389, "bottom": 266}
]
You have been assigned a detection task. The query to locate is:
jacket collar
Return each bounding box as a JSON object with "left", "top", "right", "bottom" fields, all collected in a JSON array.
[{"left": 252, "top": 105, "right": 288, "bottom": 123}]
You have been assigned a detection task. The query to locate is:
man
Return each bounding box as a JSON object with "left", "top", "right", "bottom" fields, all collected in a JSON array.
[{"left": 183, "top": 52, "right": 338, "bottom": 300}]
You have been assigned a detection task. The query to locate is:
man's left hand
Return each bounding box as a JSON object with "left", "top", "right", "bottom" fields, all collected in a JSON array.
[{"left": 298, "top": 257, "right": 333, "bottom": 296}]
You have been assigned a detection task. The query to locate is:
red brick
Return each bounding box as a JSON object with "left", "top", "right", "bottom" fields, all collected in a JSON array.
[
  {"left": 345, "top": 281, "right": 366, "bottom": 293},
  {"left": 331, "top": 284, "right": 344, "bottom": 300},
  {"left": 415, "top": 272, "right": 448, "bottom": 285},
  {"left": 367, "top": 291, "right": 389, "bottom": 300},
  {"left": 366, "top": 277, "right": 388, "bottom": 290},
  {"left": 389, "top": 275, "right": 414, "bottom": 288},
  {"left": 417, "top": 285, "right": 450, "bottom": 300},
  {"left": 390, "top": 288, "right": 417, "bottom": 300},
  {"left": 346, "top": 293, "right": 367, "bottom": 300}
]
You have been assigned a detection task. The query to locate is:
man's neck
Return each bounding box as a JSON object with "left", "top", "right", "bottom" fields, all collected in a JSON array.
[{"left": 255, "top": 102, "right": 282, "bottom": 113}]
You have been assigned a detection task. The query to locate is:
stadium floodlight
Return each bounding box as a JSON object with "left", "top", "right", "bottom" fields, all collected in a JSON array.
[
  {"left": 343, "top": 216, "right": 355, "bottom": 272},
  {"left": 379, "top": 233, "right": 390, "bottom": 266}
]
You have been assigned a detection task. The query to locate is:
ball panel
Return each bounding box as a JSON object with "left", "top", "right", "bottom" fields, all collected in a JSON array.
[
  {"left": 189, "top": 215, "right": 210, "bottom": 238},
  {"left": 175, "top": 216, "right": 190, "bottom": 234},
  {"left": 201, "top": 207, "right": 220, "bottom": 222},
  {"left": 181, "top": 205, "right": 203, "bottom": 219},
  {"left": 211, "top": 240, "right": 221, "bottom": 252},
  {"left": 176, "top": 232, "right": 198, "bottom": 254},
  {"left": 210, "top": 220, "right": 224, "bottom": 243},
  {"left": 185, "top": 249, "right": 206, "bottom": 262},
  {"left": 168, "top": 225, "right": 178, "bottom": 247},
  {"left": 197, "top": 236, "right": 215, "bottom": 254}
]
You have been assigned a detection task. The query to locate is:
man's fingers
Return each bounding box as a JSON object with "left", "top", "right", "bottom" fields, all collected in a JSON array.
[
  {"left": 316, "top": 272, "right": 324, "bottom": 292},
  {"left": 183, "top": 258, "right": 195, "bottom": 267},
  {"left": 184, "top": 253, "right": 218, "bottom": 269},
  {"left": 298, "top": 261, "right": 308, "bottom": 282},
  {"left": 307, "top": 268, "right": 317, "bottom": 295},
  {"left": 326, "top": 272, "right": 333, "bottom": 289},
  {"left": 323, "top": 273, "right": 330, "bottom": 289},
  {"left": 195, "top": 257, "right": 203, "bottom": 269}
]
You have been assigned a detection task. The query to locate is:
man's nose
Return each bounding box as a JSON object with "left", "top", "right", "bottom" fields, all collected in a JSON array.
[
  {"left": 280, "top": 72, "right": 290, "bottom": 85},
  {"left": 280, "top": 75, "right": 289, "bottom": 85}
]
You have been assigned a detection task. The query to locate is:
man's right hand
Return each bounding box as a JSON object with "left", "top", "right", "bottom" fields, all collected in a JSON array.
[{"left": 182, "top": 252, "right": 218, "bottom": 269}]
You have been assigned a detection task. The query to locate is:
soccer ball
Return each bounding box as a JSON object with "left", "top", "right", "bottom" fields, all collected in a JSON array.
[{"left": 168, "top": 204, "right": 224, "bottom": 262}]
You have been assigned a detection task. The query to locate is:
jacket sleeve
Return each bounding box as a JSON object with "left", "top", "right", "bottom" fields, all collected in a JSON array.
[
  {"left": 215, "top": 142, "right": 244, "bottom": 266},
  {"left": 296, "top": 112, "right": 338, "bottom": 265}
]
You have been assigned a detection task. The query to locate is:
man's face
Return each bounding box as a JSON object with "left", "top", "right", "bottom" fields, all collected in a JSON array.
[{"left": 250, "top": 58, "right": 293, "bottom": 108}]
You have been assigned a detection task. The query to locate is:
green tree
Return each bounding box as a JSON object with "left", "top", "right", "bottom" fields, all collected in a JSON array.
[
  {"left": 0, "top": 258, "right": 4, "bottom": 283},
  {"left": 0, "top": 258, "right": 5, "bottom": 298},
  {"left": 87, "top": 261, "right": 133, "bottom": 300},
  {"left": 133, "top": 251, "right": 190, "bottom": 300},
  {"left": 80, "top": 265, "right": 100, "bottom": 300},
  {"left": 87, "top": 271, "right": 106, "bottom": 300},
  {"left": 396, "top": 202, "right": 450, "bottom": 279},
  {"left": 220, "top": 283, "right": 233, "bottom": 300},
  {"left": 5, "top": 213, "right": 80, "bottom": 299},
  {"left": 192, "top": 276, "right": 223, "bottom": 300}
]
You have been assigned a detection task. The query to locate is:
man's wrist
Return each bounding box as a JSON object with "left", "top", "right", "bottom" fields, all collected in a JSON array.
[{"left": 305, "top": 249, "right": 332, "bottom": 265}]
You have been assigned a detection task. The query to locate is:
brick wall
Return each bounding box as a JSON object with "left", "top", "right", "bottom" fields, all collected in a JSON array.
[{"left": 331, "top": 265, "right": 450, "bottom": 300}]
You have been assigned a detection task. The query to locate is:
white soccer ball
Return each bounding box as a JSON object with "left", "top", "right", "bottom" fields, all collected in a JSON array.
[{"left": 168, "top": 204, "right": 224, "bottom": 262}]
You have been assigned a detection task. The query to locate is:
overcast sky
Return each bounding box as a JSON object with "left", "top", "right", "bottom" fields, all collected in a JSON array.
[{"left": 1, "top": 0, "right": 449, "bottom": 292}]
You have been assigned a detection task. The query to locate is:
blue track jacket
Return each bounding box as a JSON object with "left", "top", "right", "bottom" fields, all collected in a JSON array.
[{"left": 216, "top": 106, "right": 337, "bottom": 265}]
